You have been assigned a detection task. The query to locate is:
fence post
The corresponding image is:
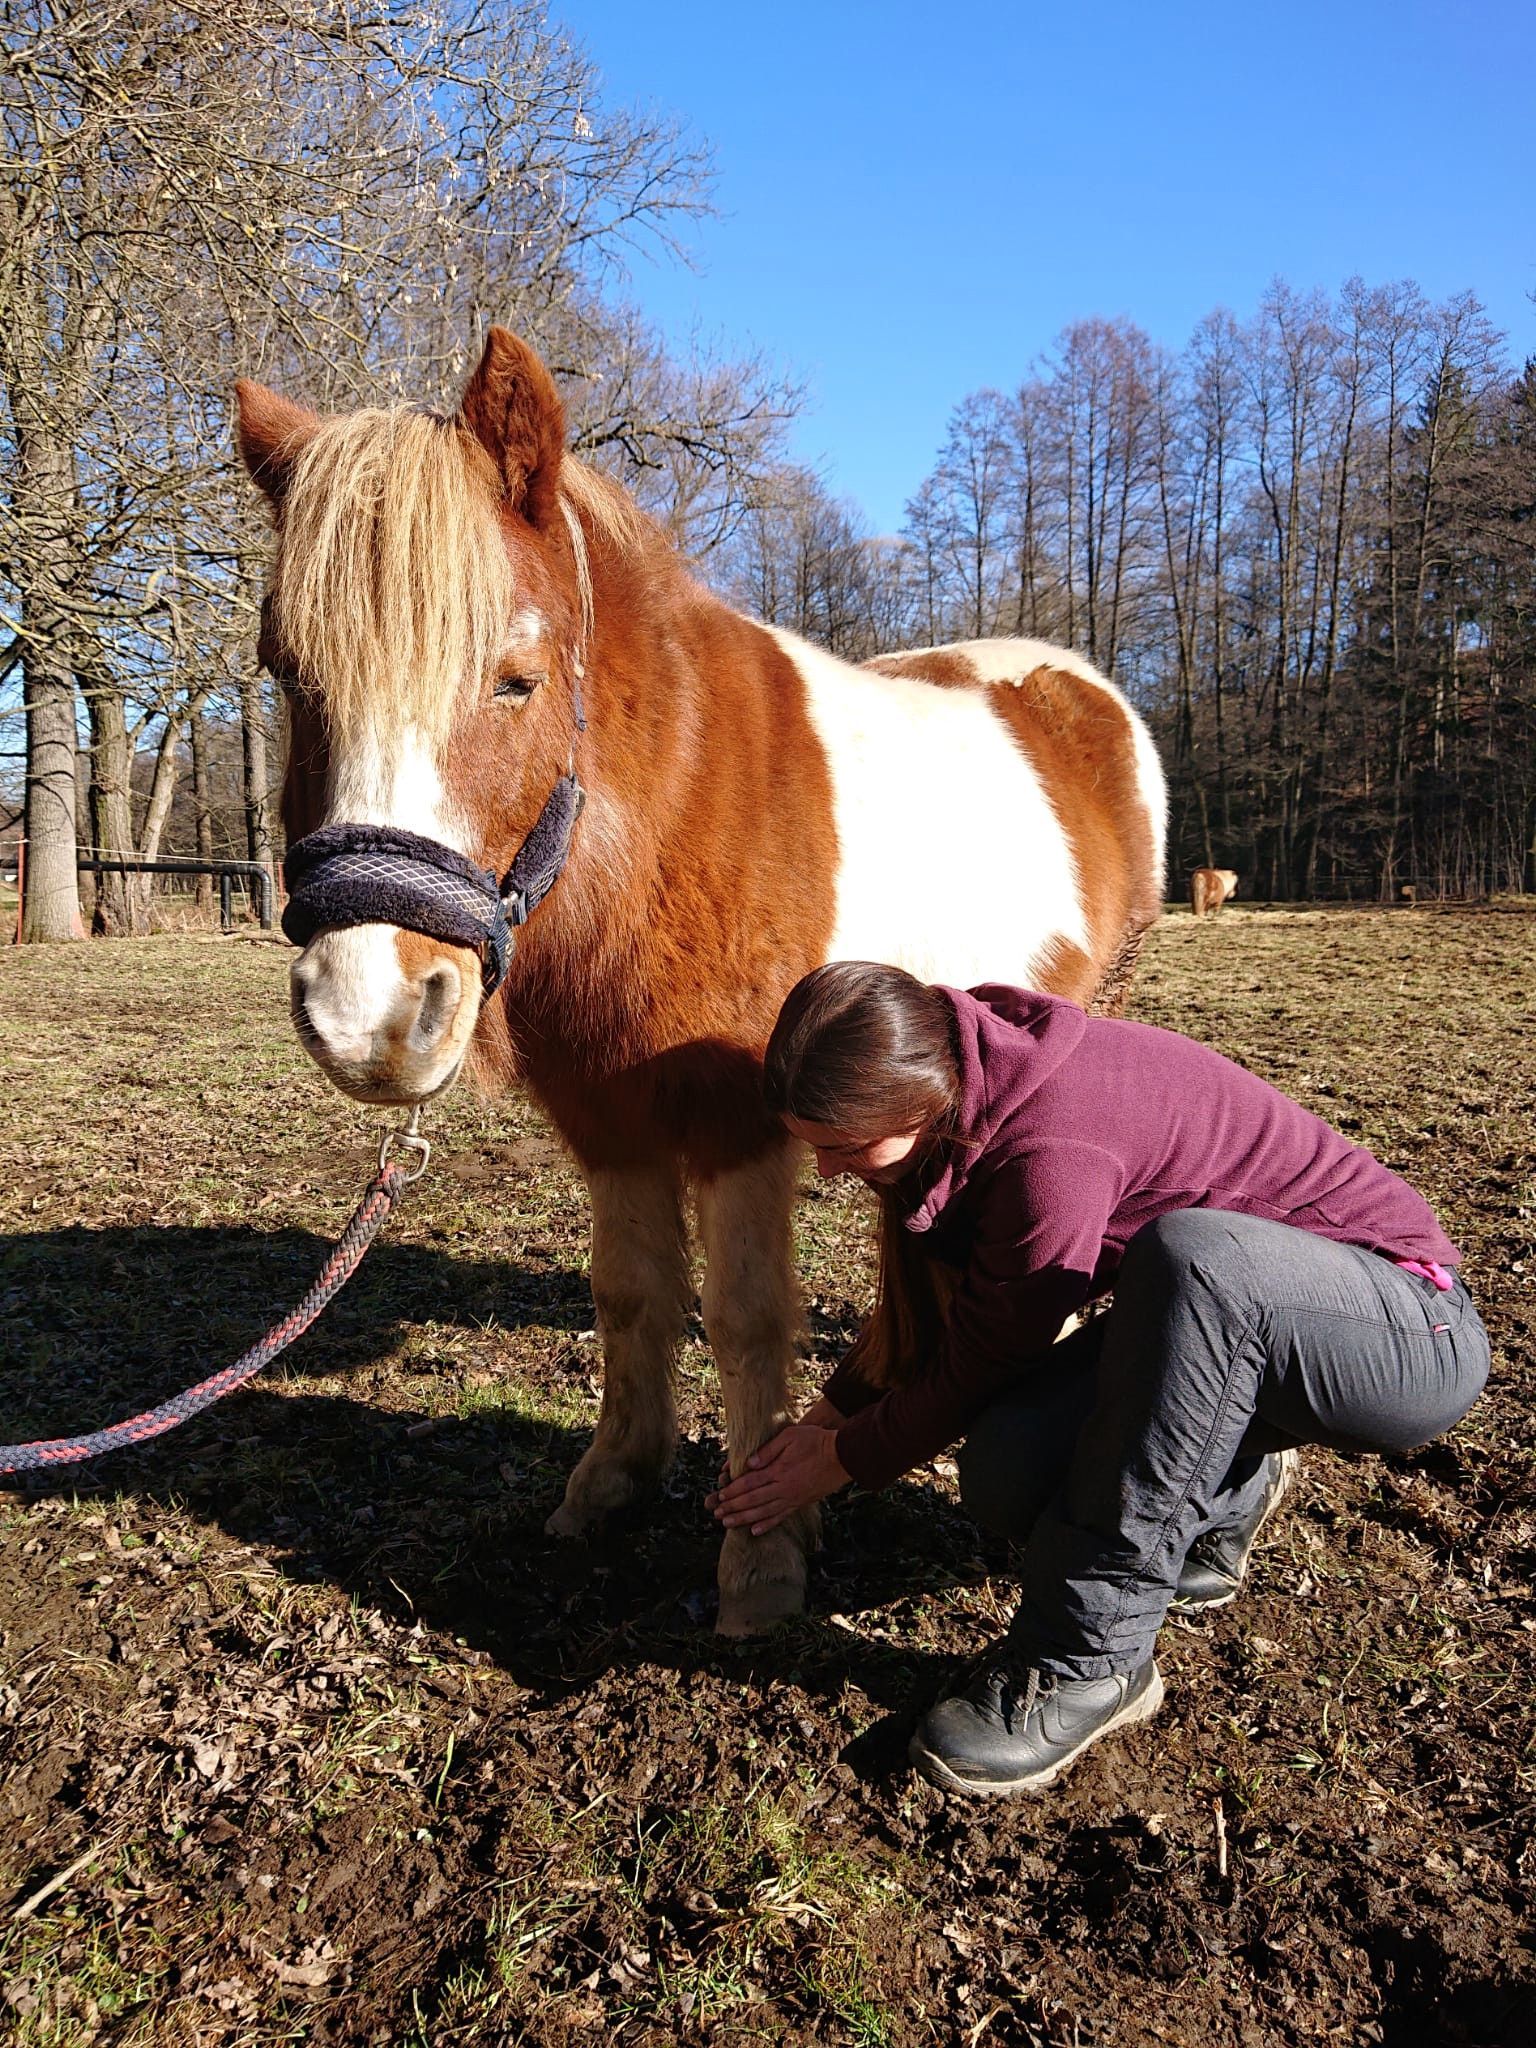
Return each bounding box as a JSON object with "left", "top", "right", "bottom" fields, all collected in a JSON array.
[{"left": 219, "top": 871, "right": 232, "bottom": 933}]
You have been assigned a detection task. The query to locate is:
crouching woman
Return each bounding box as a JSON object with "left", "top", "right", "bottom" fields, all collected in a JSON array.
[{"left": 710, "top": 963, "right": 1490, "bottom": 1800}]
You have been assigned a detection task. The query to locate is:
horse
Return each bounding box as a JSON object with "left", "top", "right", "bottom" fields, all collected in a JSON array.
[
  {"left": 1190, "top": 867, "right": 1239, "bottom": 919},
  {"left": 234, "top": 327, "right": 1167, "bottom": 1635}
]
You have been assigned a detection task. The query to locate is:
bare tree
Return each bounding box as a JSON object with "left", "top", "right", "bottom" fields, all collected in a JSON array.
[
  {"left": 898, "top": 279, "right": 1530, "bottom": 901},
  {"left": 4, "top": 1, "right": 787, "bottom": 939},
  {"left": 930, "top": 391, "right": 1014, "bottom": 639},
  {"left": 718, "top": 465, "right": 921, "bottom": 660}
]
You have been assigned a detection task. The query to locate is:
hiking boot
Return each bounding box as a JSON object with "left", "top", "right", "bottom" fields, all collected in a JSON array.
[
  {"left": 1172, "top": 1448, "right": 1299, "bottom": 1615},
  {"left": 909, "top": 1647, "right": 1164, "bottom": 1798}
]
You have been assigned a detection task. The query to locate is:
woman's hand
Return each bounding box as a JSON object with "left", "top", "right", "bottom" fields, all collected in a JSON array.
[{"left": 707, "top": 1423, "right": 851, "bottom": 1536}]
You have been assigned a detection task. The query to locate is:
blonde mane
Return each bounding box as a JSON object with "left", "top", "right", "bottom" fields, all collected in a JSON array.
[
  {"left": 557, "top": 458, "right": 658, "bottom": 642},
  {"left": 271, "top": 405, "right": 655, "bottom": 746}
]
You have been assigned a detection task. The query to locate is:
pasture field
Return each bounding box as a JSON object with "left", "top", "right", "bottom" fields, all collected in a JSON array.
[{"left": 1, "top": 907, "right": 1533, "bottom": 2047}]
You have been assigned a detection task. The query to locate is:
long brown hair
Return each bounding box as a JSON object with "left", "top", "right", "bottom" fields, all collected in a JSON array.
[{"left": 764, "top": 962, "right": 963, "bottom": 1388}]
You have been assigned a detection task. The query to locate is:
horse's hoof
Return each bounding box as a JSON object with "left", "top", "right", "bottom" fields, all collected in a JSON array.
[
  {"left": 715, "top": 1574, "right": 805, "bottom": 1637},
  {"left": 546, "top": 1445, "right": 665, "bottom": 1539},
  {"left": 715, "top": 1523, "right": 809, "bottom": 1636},
  {"left": 544, "top": 1499, "right": 596, "bottom": 1540}
]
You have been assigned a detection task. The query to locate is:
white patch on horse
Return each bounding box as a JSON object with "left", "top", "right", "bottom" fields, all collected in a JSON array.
[
  {"left": 327, "top": 722, "right": 470, "bottom": 849},
  {"left": 937, "top": 637, "right": 1108, "bottom": 690},
  {"left": 772, "top": 628, "right": 1089, "bottom": 987},
  {"left": 1125, "top": 714, "right": 1168, "bottom": 894},
  {"left": 503, "top": 606, "right": 549, "bottom": 658},
  {"left": 939, "top": 638, "right": 1169, "bottom": 897}
]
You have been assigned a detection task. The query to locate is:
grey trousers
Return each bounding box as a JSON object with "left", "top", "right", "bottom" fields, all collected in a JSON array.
[{"left": 955, "top": 1210, "right": 1490, "bottom": 1681}]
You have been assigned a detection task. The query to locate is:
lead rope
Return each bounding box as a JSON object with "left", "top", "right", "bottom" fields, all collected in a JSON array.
[{"left": 0, "top": 1113, "right": 431, "bottom": 1477}]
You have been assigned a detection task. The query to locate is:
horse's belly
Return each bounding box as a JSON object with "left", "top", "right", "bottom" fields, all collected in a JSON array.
[{"left": 779, "top": 631, "right": 1089, "bottom": 988}]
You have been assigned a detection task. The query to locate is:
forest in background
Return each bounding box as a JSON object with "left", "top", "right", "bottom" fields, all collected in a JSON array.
[{"left": 6, "top": 4, "right": 1534, "bottom": 937}]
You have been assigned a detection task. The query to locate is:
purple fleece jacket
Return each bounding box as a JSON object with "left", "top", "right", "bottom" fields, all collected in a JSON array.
[{"left": 825, "top": 985, "right": 1459, "bottom": 1493}]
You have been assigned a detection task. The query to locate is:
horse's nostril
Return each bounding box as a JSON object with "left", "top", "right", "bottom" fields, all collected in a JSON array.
[
  {"left": 289, "top": 958, "right": 322, "bottom": 1042},
  {"left": 412, "top": 962, "right": 461, "bottom": 1050}
]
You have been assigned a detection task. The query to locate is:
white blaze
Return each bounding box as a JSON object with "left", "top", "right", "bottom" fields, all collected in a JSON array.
[
  {"left": 327, "top": 720, "right": 469, "bottom": 845},
  {"left": 295, "top": 721, "right": 473, "bottom": 1061}
]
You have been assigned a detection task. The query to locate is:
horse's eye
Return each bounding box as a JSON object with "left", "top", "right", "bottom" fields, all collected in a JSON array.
[{"left": 494, "top": 670, "right": 546, "bottom": 706}]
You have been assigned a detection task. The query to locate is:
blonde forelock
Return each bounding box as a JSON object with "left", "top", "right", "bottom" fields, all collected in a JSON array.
[
  {"left": 271, "top": 407, "right": 513, "bottom": 748},
  {"left": 268, "top": 409, "right": 666, "bottom": 748}
]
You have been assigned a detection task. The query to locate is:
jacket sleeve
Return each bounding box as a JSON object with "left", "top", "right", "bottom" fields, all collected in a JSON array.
[
  {"left": 832, "top": 1145, "right": 1122, "bottom": 1492},
  {"left": 821, "top": 1347, "right": 883, "bottom": 1417}
]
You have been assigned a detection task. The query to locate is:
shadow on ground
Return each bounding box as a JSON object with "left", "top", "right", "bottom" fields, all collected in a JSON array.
[{"left": 2, "top": 1221, "right": 976, "bottom": 1745}]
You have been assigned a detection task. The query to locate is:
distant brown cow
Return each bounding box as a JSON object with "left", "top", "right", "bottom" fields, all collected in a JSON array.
[{"left": 1190, "top": 867, "right": 1239, "bottom": 918}]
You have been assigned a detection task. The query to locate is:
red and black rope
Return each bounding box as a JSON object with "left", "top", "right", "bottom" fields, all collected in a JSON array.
[{"left": 0, "top": 1166, "right": 407, "bottom": 1476}]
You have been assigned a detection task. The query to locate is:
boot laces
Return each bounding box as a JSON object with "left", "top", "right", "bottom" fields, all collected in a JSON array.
[
  {"left": 977, "top": 1645, "right": 1049, "bottom": 1728},
  {"left": 1185, "top": 1526, "right": 1226, "bottom": 1570},
  {"left": 1010, "top": 1664, "right": 1043, "bottom": 1725}
]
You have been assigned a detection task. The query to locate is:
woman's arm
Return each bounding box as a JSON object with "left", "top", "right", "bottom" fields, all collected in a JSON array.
[
  {"left": 798, "top": 1394, "right": 847, "bottom": 1429},
  {"left": 831, "top": 1146, "right": 1122, "bottom": 1493}
]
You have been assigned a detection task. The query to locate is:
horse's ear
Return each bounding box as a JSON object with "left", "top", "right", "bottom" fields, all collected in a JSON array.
[
  {"left": 458, "top": 328, "right": 566, "bottom": 528},
  {"left": 234, "top": 380, "right": 320, "bottom": 507}
]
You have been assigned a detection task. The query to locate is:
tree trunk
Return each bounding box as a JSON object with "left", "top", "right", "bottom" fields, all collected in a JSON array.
[
  {"left": 13, "top": 434, "right": 84, "bottom": 942},
  {"left": 191, "top": 706, "right": 215, "bottom": 918},
  {"left": 21, "top": 645, "right": 82, "bottom": 942},
  {"left": 240, "top": 667, "right": 274, "bottom": 875},
  {"left": 84, "top": 681, "right": 137, "bottom": 935},
  {"left": 131, "top": 705, "right": 190, "bottom": 929}
]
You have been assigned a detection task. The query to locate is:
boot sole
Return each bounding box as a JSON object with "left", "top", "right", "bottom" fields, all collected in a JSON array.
[
  {"left": 1170, "top": 1584, "right": 1240, "bottom": 1617},
  {"left": 909, "top": 1665, "right": 1166, "bottom": 1799}
]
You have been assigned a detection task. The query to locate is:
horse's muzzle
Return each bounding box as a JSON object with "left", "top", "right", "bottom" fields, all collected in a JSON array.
[
  {"left": 283, "top": 823, "right": 511, "bottom": 997},
  {"left": 281, "top": 773, "right": 585, "bottom": 1000},
  {"left": 289, "top": 927, "right": 476, "bottom": 1105}
]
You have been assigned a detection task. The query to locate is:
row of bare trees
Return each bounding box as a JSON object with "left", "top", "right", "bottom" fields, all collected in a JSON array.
[
  {"left": 3, "top": 1, "right": 797, "bottom": 939},
  {"left": 723, "top": 281, "right": 1536, "bottom": 900},
  {"left": 8, "top": 6, "right": 1530, "bottom": 939}
]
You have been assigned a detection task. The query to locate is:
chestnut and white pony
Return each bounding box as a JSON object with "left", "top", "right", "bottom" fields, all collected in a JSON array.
[
  {"left": 1190, "top": 867, "right": 1239, "bottom": 918},
  {"left": 235, "top": 329, "right": 1166, "bottom": 1634}
]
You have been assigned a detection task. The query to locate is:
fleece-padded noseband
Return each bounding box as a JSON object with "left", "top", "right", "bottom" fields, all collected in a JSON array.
[{"left": 282, "top": 773, "right": 585, "bottom": 997}]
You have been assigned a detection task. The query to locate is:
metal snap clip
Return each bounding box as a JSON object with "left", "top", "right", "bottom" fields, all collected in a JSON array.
[{"left": 378, "top": 1105, "right": 431, "bottom": 1184}]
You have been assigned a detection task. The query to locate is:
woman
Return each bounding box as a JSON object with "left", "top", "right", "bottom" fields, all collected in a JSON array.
[{"left": 710, "top": 963, "right": 1489, "bottom": 1800}]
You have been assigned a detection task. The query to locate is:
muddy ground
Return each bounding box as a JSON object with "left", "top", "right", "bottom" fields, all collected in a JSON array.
[{"left": 1, "top": 906, "right": 1532, "bottom": 2047}]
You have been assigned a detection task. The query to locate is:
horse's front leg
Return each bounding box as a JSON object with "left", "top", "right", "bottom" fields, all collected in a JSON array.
[
  {"left": 696, "top": 1141, "right": 811, "bottom": 1636},
  {"left": 545, "top": 1162, "right": 690, "bottom": 1539}
]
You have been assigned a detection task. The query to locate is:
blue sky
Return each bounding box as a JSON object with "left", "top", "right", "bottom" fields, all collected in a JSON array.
[{"left": 565, "top": 0, "right": 1535, "bottom": 533}]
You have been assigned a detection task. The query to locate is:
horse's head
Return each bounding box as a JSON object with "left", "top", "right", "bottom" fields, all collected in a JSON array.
[{"left": 235, "top": 331, "right": 590, "bottom": 1105}]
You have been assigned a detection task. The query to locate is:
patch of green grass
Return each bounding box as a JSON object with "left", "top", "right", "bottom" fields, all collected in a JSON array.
[
  {"left": 455, "top": 1375, "right": 593, "bottom": 1433},
  {"left": 798, "top": 1942, "right": 894, "bottom": 2046},
  {"left": 0, "top": 1913, "right": 171, "bottom": 2047},
  {"left": 649, "top": 1947, "right": 760, "bottom": 2029}
]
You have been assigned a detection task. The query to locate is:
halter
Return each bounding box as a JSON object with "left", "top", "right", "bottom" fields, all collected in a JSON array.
[{"left": 281, "top": 660, "right": 588, "bottom": 999}]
